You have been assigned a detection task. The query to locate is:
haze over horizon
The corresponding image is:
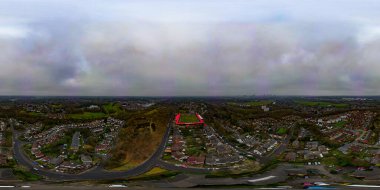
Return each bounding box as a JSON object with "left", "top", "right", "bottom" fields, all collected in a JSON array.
[{"left": 1, "top": 0, "right": 380, "bottom": 96}]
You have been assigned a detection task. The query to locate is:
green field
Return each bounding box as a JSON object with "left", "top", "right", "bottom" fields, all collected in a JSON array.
[
  {"left": 51, "top": 104, "right": 63, "bottom": 109},
  {"left": 276, "top": 127, "right": 287, "bottom": 135},
  {"left": 334, "top": 121, "right": 347, "bottom": 128},
  {"left": 103, "top": 103, "right": 122, "bottom": 114},
  {"left": 19, "top": 111, "right": 45, "bottom": 117},
  {"left": 247, "top": 100, "right": 273, "bottom": 106},
  {"left": 27, "top": 112, "right": 44, "bottom": 117},
  {"left": 228, "top": 100, "right": 273, "bottom": 107},
  {"left": 295, "top": 101, "right": 348, "bottom": 108},
  {"left": 179, "top": 114, "right": 199, "bottom": 123},
  {"left": 68, "top": 112, "right": 106, "bottom": 119}
]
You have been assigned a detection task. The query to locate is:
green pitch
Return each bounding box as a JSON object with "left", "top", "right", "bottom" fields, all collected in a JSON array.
[
  {"left": 295, "top": 100, "right": 348, "bottom": 108},
  {"left": 179, "top": 114, "right": 199, "bottom": 123}
]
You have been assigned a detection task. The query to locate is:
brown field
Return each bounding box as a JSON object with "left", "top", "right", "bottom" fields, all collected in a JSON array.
[{"left": 105, "top": 106, "right": 174, "bottom": 169}]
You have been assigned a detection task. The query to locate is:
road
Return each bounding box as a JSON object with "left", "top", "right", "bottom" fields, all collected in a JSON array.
[
  {"left": 157, "top": 160, "right": 225, "bottom": 173},
  {"left": 152, "top": 163, "right": 293, "bottom": 188},
  {"left": 258, "top": 136, "right": 289, "bottom": 165},
  {"left": 11, "top": 116, "right": 288, "bottom": 181},
  {"left": 11, "top": 120, "right": 363, "bottom": 188},
  {"left": 12, "top": 121, "right": 173, "bottom": 180}
]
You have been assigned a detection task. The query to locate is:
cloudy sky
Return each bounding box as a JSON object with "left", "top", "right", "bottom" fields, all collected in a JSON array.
[{"left": 1, "top": 0, "right": 380, "bottom": 96}]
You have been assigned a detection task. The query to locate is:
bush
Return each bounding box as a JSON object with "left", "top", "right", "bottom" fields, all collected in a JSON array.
[
  {"left": 276, "top": 127, "right": 287, "bottom": 135},
  {"left": 13, "top": 168, "right": 42, "bottom": 181}
]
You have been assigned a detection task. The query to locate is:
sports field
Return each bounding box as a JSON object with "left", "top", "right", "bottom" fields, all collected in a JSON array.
[
  {"left": 179, "top": 114, "right": 200, "bottom": 123},
  {"left": 295, "top": 100, "right": 348, "bottom": 108},
  {"left": 68, "top": 112, "right": 106, "bottom": 119},
  {"left": 228, "top": 100, "right": 272, "bottom": 107}
]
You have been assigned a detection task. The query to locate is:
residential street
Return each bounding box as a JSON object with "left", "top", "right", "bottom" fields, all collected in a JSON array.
[{"left": 12, "top": 122, "right": 172, "bottom": 180}]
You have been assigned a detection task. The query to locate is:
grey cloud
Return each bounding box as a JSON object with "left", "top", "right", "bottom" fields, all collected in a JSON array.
[{"left": 1, "top": 11, "right": 380, "bottom": 95}]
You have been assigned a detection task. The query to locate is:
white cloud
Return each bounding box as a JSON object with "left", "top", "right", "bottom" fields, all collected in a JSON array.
[
  {"left": 358, "top": 26, "right": 380, "bottom": 44},
  {"left": 0, "top": 25, "right": 29, "bottom": 38}
]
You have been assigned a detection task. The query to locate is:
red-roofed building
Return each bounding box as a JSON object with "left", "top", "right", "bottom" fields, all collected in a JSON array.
[
  {"left": 187, "top": 156, "right": 205, "bottom": 165},
  {"left": 34, "top": 151, "right": 45, "bottom": 159}
]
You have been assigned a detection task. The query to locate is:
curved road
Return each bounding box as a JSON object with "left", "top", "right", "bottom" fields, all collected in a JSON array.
[
  {"left": 12, "top": 118, "right": 286, "bottom": 181},
  {"left": 13, "top": 121, "right": 173, "bottom": 180}
]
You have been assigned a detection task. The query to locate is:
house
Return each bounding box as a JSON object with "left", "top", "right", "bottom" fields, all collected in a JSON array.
[
  {"left": 31, "top": 142, "right": 40, "bottom": 152},
  {"left": 350, "top": 145, "right": 363, "bottom": 152},
  {"left": 0, "top": 121, "right": 6, "bottom": 131},
  {"left": 292, "top": 140, "right": 300, "bottom": 148},
  {"left": 261, "top": 106, "right": 270, "bottom": 112},
  {"left": 39, "top": 156, "right": 50, "bottom": 162},
  {"left": 0, "top": 133, "right": 4, "bottom": 145},
  {"left": 173, "top": 136, "right": 184, "bottom": 144},
  {"left": 359, "top": 130, "right": 372, "bottom": 144},
  {"left": 81, "top": 154, "right": 92, "bottom": 166},
  {"left": 263, "top": 139, "right": 278, "bottom": 151},
  {"left": 70, "top": 132, "right": 81, "bottom": 152},
  {"left": 95, "top": 144, "right": 108, "bottom": 152},
  {"left": 216, "top": 144, "right": 229, "bottom": 155},
  {"left": 304, "top": 151, "right": 320, "bottom": 160},
  {"left": 92, "top": 127, "right": 103, "bottom": 133},
  {"left": 171, "top": 144, "right": 184, "bottom": 152},
  {"left": 0, "top": 155, "right": 7, "bottom": 165},
  {"left": 371, "top": 150, "right": 380, "bottom": 165},
  {"left": 34, "top": 151, "right": 45, "bottom": 159},
  {"left": 338, "top": 143, "right": 351, "bottom": 154},
  {"left": 318, "top": 145, "right": 329, "bottom": 154},
  {"left": 253, "top": 149, "right": 263, "bottom": 156},
  {"left": 205, "top": 154, "right": 218, "bottom": 166},
  {"left": 224, "top": 154, "right": 241, "bottom": 164},
  {"left": 172, "top": 151, "right": 187, "bottom": 161},
  {"left": 187, "top": 156, "right": 205, "bottom": 165},
  {"left": 88, "top": 105, "right": 99, "bottom": 109},
  {"left": 164, "top": 147, "right": 172, "bottom": 153},
  {"left": 50, "top": 157, "right": 63, "bottom": 166},
  {"left": 285, "top": 152, "right": 297, "bottom": 162},
  {"left": 60, "top": 161, "right": 81, "bottom": 169},
  {"left": 306, "top": 141, "right": 319, "bottom": 150}
]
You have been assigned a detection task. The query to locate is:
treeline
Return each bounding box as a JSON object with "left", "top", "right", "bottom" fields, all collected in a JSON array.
[{"left": 298, "top": 123, "right": 341, "bottom": 148}]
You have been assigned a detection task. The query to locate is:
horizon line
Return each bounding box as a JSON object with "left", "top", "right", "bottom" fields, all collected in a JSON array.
[{"left": 0, "top": 95, "right": 378, "bottom": 98}]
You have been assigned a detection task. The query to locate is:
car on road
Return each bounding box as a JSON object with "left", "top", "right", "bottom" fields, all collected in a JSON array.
[
  {"left": 181, "top": 164, "right": 188, "bottom": 168},
  {"left": 314, "top": 182, "right": 330, "bottom": 186},
  {"left": 109, "top": 184, "right": 127, "bottom": 188}
]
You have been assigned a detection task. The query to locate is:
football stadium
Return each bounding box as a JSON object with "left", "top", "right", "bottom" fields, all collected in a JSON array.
[{"left": 175, "top": 113, "right": 205, "bottom": 127}]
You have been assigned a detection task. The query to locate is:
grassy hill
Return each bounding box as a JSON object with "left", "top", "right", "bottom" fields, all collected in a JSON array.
[
  {"left": 103, "top": 103, "right": 122, "bottom": 114},
  {"left": 105, "top": 106, "right": 174, "bottom": 170}
]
